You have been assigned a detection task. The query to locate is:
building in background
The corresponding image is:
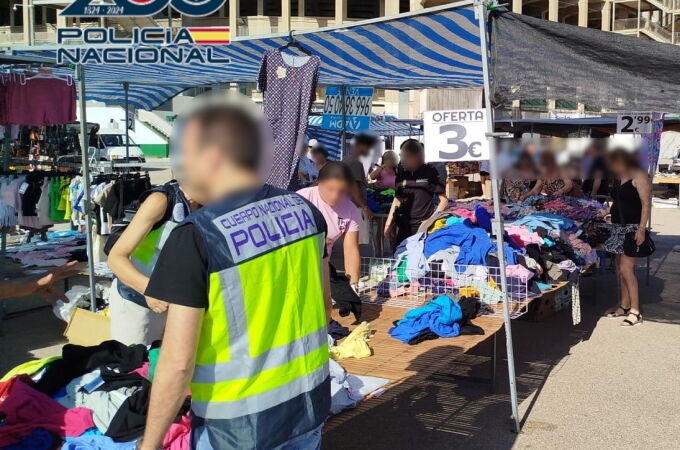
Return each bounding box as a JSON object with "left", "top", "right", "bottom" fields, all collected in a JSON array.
[{"left": 1, "top": 0, "right": 677, "bottom": 122}]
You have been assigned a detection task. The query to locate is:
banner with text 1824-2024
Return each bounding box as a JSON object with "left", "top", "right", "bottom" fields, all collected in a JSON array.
[{"left": 423, "top": 109, "right": 490, "bottom": 162}]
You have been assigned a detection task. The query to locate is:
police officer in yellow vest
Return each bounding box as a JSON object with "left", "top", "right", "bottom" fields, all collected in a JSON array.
[{"left": 140, "top": 94, "right": 332, "bottom": 450}]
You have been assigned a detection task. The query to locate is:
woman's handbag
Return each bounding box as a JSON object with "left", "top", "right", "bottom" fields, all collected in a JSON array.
[{"left": 623, "top": 229, "right": 655, "bottom": 258}]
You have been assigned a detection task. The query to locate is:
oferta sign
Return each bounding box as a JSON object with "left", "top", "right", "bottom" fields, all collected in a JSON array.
[
  {"left": 61, "top": 0, "right": 225, "bottom": 17},
  {"left": 56, "top": 27, "right": 231, "bottom": 65}
]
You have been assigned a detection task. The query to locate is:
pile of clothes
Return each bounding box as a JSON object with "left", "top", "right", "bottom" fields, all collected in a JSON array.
[
  {"left": 0, "top": 340, "right": 189, "bottom": 450},
  {"left": 1, "top": 335, "right": 389, "bottom": 446},
  {"left": 389, "top": 295, "right": 489, "bottom": 345},
  {"left": 374, "top": 195, "right": 604, "bottom": 304}
]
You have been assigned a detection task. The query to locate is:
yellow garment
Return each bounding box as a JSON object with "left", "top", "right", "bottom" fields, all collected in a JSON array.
[
  {"left": 488, "top": 277, "right": 498, "bottom": 289},
  {"left": 428, "top": 218, "right": 448, "bottom": 234},
  {"left": 330, "top": 321, "right": 372, "bottom": 360},
  {"left": 1, "top": 356, "right": 61, "bottom": 382},
  {"left": 459, "top": 287, "right": 480, "bottom": 297}
]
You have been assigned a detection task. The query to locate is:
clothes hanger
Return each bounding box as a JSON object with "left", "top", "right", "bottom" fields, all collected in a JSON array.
[
  {"left": 25, "top": 69, "right": 74, "bottom": 86},
  {"left": 278, "top": 30, "right": 312, "bottom": 56}
]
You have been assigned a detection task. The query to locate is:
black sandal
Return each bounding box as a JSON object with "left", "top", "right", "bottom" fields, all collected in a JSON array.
[
  {"left": 621, "top": 312, "right": 643, "bottom": 327},
  {"left": 604, "top": 306, "right": 630, "bottom": 318}
]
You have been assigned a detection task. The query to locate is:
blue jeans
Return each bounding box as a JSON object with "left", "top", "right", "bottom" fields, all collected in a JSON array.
[
  {"left": 192, "top": 424, "right": 323, "bottom": 450},
  {"left": 272, "top": 425, "right": 323, "bottom": 450}
]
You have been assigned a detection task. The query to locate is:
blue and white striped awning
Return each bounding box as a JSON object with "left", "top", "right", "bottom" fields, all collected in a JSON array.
[
  {"left": 13, "top": 1, "right": 482, "bottom": 110},
  {"left": 306, "top": 115, "right": 422, "bottom": 160}
]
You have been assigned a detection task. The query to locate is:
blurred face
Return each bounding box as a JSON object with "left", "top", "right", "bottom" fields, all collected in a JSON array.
[
  {"left": 311, "top": 151, "right": 327, "bottom": 166},
  {"left": 608, "top": 158, "right": 626, "bottom": 176},
  {"left": 354, "top": 143, "right": 371, "bottom": 156},
  {"left": 539, "top": 153, "right": 558, "bottom": 173},
  {"left": 401, "top": 151, "right": 422, "bottom": 171},
  {"left": 517, "top": 154, "right": 534, "bottom": 171},
  {"left": 318, "top": 177, "right": 349, "bottom": 206},
  {"left": 178, "top": 118, "right": 218, "bottom": 205}
]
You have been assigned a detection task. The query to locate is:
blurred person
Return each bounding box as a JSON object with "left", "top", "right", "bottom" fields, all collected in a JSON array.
[
  {"left": 0, "top": 261, "right": 77, "bottom": 303},
  {"left": 384, "top": 139, "right": 448, "bottom": 246},
  {"left": 565, "top": 156, "right": 586, "bottom": 198},
  {"left": 298, "top": 139, "right": 320, "bottom": 187},
  {"left": 522, "top": 152, "right": 581, "bottom": 199},
  {"left": 343, "top": 133, "right": 377, "bottom": 220},
  {"left": 501, "top": 150, "right": 537, "bottom": 202},
  {"left": 368, "top": 150, "right": 398, "bottom": 189},
  {"left": 298, "top": 162, "right": 361, "bottom": 287},
  {"left": 582, "top": 142, "right": 610, "bottom": 198},
  {"left": 310, "top": 144, "right": 329, "bottom": 172},
  {"left": 107, "top": 180, "right": 199, "bottom": 346},
  {"left": 602, "top": 149, "right": 651, "bottom": 327},
  {"left": 479, "top": 160, "right": 491, "bottom": 198},
  {"left": 139, "top": 94, "right": 331, "bottom": 450}
]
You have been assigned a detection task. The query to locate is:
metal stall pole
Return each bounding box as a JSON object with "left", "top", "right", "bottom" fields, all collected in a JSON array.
[
  {"left": 1, "top": 131, "right": 10, "bottom": 258},
  {"left": 123, "top": 82, "right": 130, "bottom": 170},
  {"left": 77, "top": 65, "right": 98, "bottom": 311},
  {"left": 341, "top": 85, "right": 347, "bottom": 158},
  {"left": 476, "top": 1, "right": 521, "bottom": 433}
]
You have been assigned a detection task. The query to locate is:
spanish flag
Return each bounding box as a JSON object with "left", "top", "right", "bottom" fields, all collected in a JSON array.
[{"left": 187, "top": 27, "right": 231, "bottom": 45}]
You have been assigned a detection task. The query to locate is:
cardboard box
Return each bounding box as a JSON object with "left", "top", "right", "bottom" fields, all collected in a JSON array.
[{"left": 64, "top": 308, "right": 111, "bottom": 346}]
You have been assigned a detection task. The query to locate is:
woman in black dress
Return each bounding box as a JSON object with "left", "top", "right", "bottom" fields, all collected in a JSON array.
[{"left": 603, "top": 149, "right": 652, "bottom": 327}]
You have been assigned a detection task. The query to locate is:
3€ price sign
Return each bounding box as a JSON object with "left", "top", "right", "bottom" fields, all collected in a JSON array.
[
  {"left": 423, "top": 109, "right": 489, "bottom": 162},
  {"left": 617, "top": 113, "right": 653, "bottom": 134}
]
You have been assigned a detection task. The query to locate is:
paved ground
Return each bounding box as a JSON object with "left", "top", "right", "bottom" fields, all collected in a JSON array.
[{"left": 1, "top": 206, "right": 679, "bottom": 449}]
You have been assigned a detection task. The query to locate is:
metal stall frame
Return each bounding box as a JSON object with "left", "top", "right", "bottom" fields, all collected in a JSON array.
[{"left": 475, "top": 0, "right": 521, "bottom": 433}]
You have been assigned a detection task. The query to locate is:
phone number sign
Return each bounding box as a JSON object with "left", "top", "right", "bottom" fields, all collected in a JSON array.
[
  {"left": 321, "top": 87, "right": 373, "bottom": 132},
  {"left": 424, "top": 109, "right": 489, "bottom": 162}
]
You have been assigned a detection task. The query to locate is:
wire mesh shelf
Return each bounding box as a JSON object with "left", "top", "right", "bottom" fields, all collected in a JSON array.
[{"left": 357, "top": 257, "right": 536, "bottom": 319}]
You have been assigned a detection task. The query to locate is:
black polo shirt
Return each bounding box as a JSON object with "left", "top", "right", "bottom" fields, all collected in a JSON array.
[{"left": 395, "top": 163, "right": 445, "bottom": 225}]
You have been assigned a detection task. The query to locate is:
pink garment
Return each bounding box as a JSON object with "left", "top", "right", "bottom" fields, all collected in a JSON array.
[
  {"left": 505, "top": 264, "right": 534, "bottom": 283},
  {"left": 505, "top": 225, "right": 543, "bottom": 246},
  {"left": 297, "top": 186, "right": 361, "bottom": 255},
  {"left": 451, "top": 208, "right": 475, "bottom": 220},
  {"left": 0, "top": 376, "right": 94, "bottom": 446},
  {"left": 163, "top": 414, "right": 191, "bottom": 450},
  {"left": 377, "top": 170, "right": 396, "bottom": 189},
  {"left": 4, "top": 77, "right": 77, "bottom": 126},
  {"left": 131, "top": 362, "right": 150, "bottom": 379}
]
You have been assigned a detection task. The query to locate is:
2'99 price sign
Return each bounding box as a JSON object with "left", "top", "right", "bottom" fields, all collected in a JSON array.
[{"left": 617, "top": 113, "right": 653, "bottom": 134}]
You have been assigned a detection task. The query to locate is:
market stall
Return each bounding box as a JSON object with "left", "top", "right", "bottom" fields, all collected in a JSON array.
[{"left": 2, "top": 0, "right": 680, "bottom": 444}]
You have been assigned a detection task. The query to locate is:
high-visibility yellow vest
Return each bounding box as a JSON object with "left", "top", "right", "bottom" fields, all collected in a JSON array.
[
  {"left": 129, "top": 183, "right": 189, "bottom": 277},
  {"left": 185, "top": 186, "right": 330, "bottom": 448}
]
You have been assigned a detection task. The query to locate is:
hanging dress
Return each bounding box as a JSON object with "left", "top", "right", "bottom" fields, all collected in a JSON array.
[{"left": 258, "top": 48, "right": 320, "bottom": 191}]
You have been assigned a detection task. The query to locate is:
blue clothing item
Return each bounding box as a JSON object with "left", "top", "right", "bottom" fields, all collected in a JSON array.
[
  {"left": 389, "top": 296, "right": 462, "bottom": 343},
  {"left": 424, "top": 222, "right": 517, "bottom": 267},
  {"left": 511, "top": 213, "right": 576, "bottom": 232},
  {"left": 116, "top": 279, "right": 147, "bottom": 307},
  {"left": 474, "top": 205, "right": 492, "bottom": 233},
  {"left": 3, "top": 428, "right": 55, "bottom": 450},
  {"left": 445, "top": 216, "right": 465, "bottom": 226},
  {"left": 392, "top": 232, "right": 429, "bottom": 280},
  {"left": 535, "top": 282, "right": 553, "bottom": 291},
  {"left": 62, "top": 434, "right": 135, "bottom": 449}
]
